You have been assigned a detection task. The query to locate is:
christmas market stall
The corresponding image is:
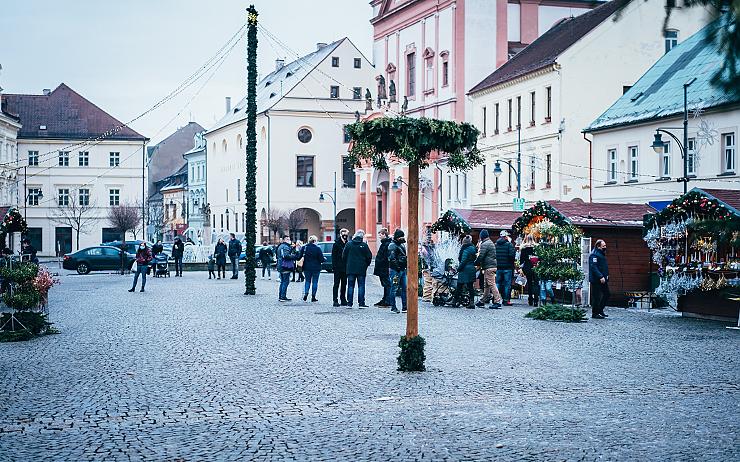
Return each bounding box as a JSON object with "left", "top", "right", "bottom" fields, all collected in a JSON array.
[
  {"left": 451, "top": 208, "right": 522, "bottom": 242},
  {"left": 644, "top": 188, "right": 740, "bottom": 322}
]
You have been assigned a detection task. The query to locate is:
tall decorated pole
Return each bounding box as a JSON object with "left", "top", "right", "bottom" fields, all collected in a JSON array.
[{"left": 243, "top": 5, "right": 258, "bottom": 295}]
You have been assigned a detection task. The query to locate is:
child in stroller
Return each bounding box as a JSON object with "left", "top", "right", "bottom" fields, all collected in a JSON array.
[
  {"left": 152, "top": 253, "right": 170, "bottom": 277},
  {"left": 431, "top": 258, "right": 471, "bottom": 307}
]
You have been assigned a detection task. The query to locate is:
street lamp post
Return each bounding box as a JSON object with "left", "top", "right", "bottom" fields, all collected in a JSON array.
[
  {"left": 319, "top": 171, "right": 338, "bottom": 240},
  {"left": 493, "top": 160, "right": 521, "bottom": 199},
  {"left": 650, "top": 77, "right": 696, "bottom": 194}
]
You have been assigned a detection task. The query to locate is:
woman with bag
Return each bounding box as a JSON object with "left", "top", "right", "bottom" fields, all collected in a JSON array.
[
  {"left": 129, "top": 242, "right": 152, "bottom": 293},
  {"left": 214, "top": 238, "right": 228, "bottom": 279},
  {"left": 293, "top": 240, "right": 305, "bottom": 282}
]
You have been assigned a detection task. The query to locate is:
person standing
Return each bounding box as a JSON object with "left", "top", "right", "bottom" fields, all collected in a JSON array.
[
  {"left": 342, "top": 229, "right": 372, "bottom": 308},
  {"left": 227, "top": 233, "right": 243, "bottom": 279},
  {"left": 589, "top": 239, "right": 610, "bottom": 319},
  {"left": 495, "top": 230, "right": 516, "bottom": 306},
  {"left": 387, "top": 229, "right": 408, "bottom": 313},
  {"left": 299, "top": 235, "right": 325, "bottom": 302},
  {"left": 276, "top": 236, "right": 296, "bottom": 302},
  {"left": 373, "top": 228, "right": 392, "bottom": 307},
  {"left": 172, "top": 237, "right": 185, "bottom": 277},
  {"left": 259, "top": 242, "right": 274, "bottom": 279},
  {"left": 214, "top": 238, "right": 227, "bottom": 279},
  {"left": 474, "top": 229, "right": 502, "bottom": 309},
  {"left": 293, "top": 240, "right": 305, "bottom": 283},
  {"left": 152, "top": 240, "right": 164, "bottom": 256},
  {"left": 331, "top": 229, "right": 349, "bottom": 307},
  {"left": 21, "top": 239, "right": 39, "bottom": 264},
  {"left": 519, "top": 234, "right": 540, "bottom": 306},
  {"left": 207, "top": 253, "right": 216, "bottom": 279},
  {"left": 455, "top": 235, "right": 477, "bottom": 309},
  {"left": 128, "top": 242, "right": 152, "bottom": 293}
]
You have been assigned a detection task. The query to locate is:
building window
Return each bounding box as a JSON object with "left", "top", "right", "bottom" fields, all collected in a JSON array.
[
  {"left": 58, "top": 188, "right": 70, "bottom": 206},
  {"left": 545, "top": 86, "right": 552, "bottom": 122},
  {"left": 110, "top": 152, "right": 120, "bottom": 167},
  {"left": 406, "top": 52, "right": 416, "bottom": 97},
  {"left": 425, "top": 57, "right": 434, "bottom": 91},
  {"left": 628, "top": 146, "right": 639, "bottom": 181},
  {"left": 494, "top": 103, "right": 500, "bottom": 134},
  {"left": 507, "top": 99, "right": 513, "bottom": 130},
  {"left": 330, "top": 86, "right": 339, "bottom": 99},
  {"left": 298, "top": 128, "right": 312, "bottom": 143},
  {"left": 455, "top": 174, "right": 460, "bottom": 201},
  {"left": 687, "top": 138, "right": 696, "bottom": 175},
  {"left": 342, "top": 156, "right": 355, "bottom": 188},
  {"left": 220, "top": 214, "right": 223, "bottom": 230},
  {"left": 516, "top": 96, "right": 522, "bottom": 128},
  {"left": 447, "top": 175, "right": 452, "bottom": 200},
  {"left": 58, "top": 151, "right": 69, "bottom": 167},
  {"left": 353, "top": 87, "right": 362, "bottom": 100},
  {"left": 78, "top": 151, "right": 89, "bottom": 167},
  {"left": 354, "top": 58, "right": 361, "bottom": 69},
  {"left": 529, "top": 156, "right": 536, "bottom": 189},
  {"left": 722, "top": 132, "right": 735, "bottom": 173},
  {"left": 79, "top": 188, "right": 90, "bottom": 206},
  {"left": 608, "top": 149, "right": 617, "bottom": 182},
  {"left": 377, "top": 198, "right": 383, "bottom": 224},
  {"left": 343, "top": 125, "right": 352, "bottom": 144},
  {"left": 109, "top": 189, "right": 120, "bottom": 206},
  {"left": 482, "top": 107, "right": 487, "bottom": 136},
  {"left": 331, "top": 57, "right": 339, "bottom": 67},
  {"left": 661, "top": 142, "right": 671, "bottom": 178},
  {"left": 530, "top": 91, "right": 536, "bottom": 126},
  {"left": 28, "top": 151, "right": 39, "bottom": 166},
  {"left": 461, "top": 173, "right": 467, "bottom": 200},
  {"left": 27, "top": 188, "right": 41, "bottom": 206},
  {"left": 481, "top": 163, "right": 487, "bottom": 194},
  {"left": 665, "top": 30, "right": 678, "bottom": 54},
  {"left": 296, "top": 156, "right": 315, "bottom": 187},
  {"left": 237, "top": 179, "right": 241, "bottom": 202},
  {"left": 442, "top": 60, "right": 449, "bottom": 87},
  {"left": 546, "top": 154, "right": 552, "bottom": 188}
]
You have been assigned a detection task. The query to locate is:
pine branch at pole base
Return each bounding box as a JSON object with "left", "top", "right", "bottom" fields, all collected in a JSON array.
[{"left": 244, "top": 5, "right": 258, "bottom": 295}]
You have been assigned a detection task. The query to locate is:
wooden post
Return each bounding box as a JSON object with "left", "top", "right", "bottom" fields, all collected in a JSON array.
[{"left": 406, "top": 164, "right": 419, "bottom": 338}]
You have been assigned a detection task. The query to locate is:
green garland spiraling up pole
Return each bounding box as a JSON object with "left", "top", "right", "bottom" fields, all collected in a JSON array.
[{"left": 244, "top": 5, "right": 258, "bottom": 295}]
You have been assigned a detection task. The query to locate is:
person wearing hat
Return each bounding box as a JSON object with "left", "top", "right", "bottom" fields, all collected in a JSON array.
[
  {"left": 495, "top": 230, "right": 516, "bottom": 306},
  {"left": 387, "top": 229, "right": 408, "bottom": 313},
  {"left": 474, "top": 229, "right": 502, "bottom": 309}
]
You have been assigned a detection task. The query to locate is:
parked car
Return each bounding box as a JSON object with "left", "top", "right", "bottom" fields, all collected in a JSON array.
[
  {"left": 239, "top": 245, "right": 277, "bottom": 268},
  {"left": 315, "top": 242, "right": 333, "bottom": 272},
  {"left": 63, "top": 246, "right": 135, "bottom": 274},
  {"left": 104, "top": 240, "right": 169, "bottom": 259}
]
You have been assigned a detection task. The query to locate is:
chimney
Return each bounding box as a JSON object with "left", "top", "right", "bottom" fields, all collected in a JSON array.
[
  {"left": 225, "top": 96, "right": 232, "bottom": 114},
  {"left": 42, "top": 88, "right": 51, "bottom": 96},
  {"left": 275, "top": 59, "right": 285, "bottom": 72},
  {"left": 316, "top": 42, "right": 327, "bottom": 51}
]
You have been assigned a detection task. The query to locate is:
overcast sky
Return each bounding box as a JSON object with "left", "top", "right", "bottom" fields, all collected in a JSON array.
[{"left": 1, "top": 0, "right": 373, "bottom": 144}]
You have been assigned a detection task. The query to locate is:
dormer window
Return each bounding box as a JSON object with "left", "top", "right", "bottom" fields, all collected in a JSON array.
[
  {"left": 269, "top": 92, "right": 276, "bottom": 98},
  {"left": 265, "top": 81, "right": 272, "bottom": 87},
  {"left": 286, "top": 71, "right": 293, "bottom": 77}
]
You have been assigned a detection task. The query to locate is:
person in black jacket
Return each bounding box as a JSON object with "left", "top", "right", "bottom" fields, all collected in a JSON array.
[
  {"left": 519, "top": 234, "right": 539, "bottom": 306},
  {"left": 152, "top": 240, "right": 164, "bottom": 256},
  {"left": 387, "top": 229, "right": 408, "bottom": 313},
  {"left": 172, "top": 237, "right": 185, "bottom": 277},
  {"left": 373, "top": 228, "right": 392, "bottom": 307},
  {"left": 227, "top": 233, "right": 243, "bottom": 279},
  {"left": 331, "top": 228, "right": 349, "bottom": 307},
  {"left": 259, "top": 242, "right": 274, "bottom": 279},
  {"left": 214, "top": 238, "right": 227, "bottom": 279},
  {"left": 299, "top": 235, "right": 325, "bottom": 302},
  {"left": 495, "top": 230, "right": 516, "bottom": 306},
  {"left": 342, "top": 229, "right": 373, "bottom": 308},
  {"left": 589, "top": 239, "right": 609, "bottom": 319}
]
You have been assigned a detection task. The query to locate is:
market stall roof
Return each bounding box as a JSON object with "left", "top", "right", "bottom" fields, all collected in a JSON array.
[
  {"left": 700, "top": 188, "right": 740, "bottom": 216},
  {"left": 453, "top": 209, "right": 522, "bottom": 229},
  {"left": 547, "top": 200, "right": 656, "bottom": 228}
]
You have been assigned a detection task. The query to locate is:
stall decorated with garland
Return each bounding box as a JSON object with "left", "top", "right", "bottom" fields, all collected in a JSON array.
[
  {"left": 430, "top": 209, "right": 472, "bottom": 235},
  {"left": 643, "top": 188, "right": 740, "bottom": 321}
]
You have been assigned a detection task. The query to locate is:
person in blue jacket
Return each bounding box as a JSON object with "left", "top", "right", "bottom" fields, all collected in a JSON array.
[
  {"left": 299, "top": 235, "right": 325, "bottom": 302},
  {"left": 589, "top": 239, "right": 609, "bottom": 319}
]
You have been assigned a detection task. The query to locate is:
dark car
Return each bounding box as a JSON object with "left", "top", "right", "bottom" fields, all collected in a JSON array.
[
  {"left": 104, "top": 240, "right": 169, "bottom": 259},
  {"left": 63, "top": 246, "right": 135, "bottom": 274},
  {"left": 316, "top": 242, "right": 333, "bottom": 272},
  {"left": 240, "top": 245, "right": 276, "bottom": 268}
]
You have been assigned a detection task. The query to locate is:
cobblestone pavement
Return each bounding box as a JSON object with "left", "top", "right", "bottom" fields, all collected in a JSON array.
[{"left": 0, "top": 269, "right": 738, "bottom": 461}]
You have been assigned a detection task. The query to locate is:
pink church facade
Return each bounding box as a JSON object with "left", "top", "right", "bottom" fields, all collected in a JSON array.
[{"left": 355, "top": 0, "right": 599, "bottom": 250}]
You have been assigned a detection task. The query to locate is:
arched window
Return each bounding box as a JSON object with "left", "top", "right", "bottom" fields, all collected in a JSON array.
[
  {"left": 237, "top": 134, "right": 243, "bottom": 150},
  {"left": 222, "top": 139, "right": 227, "bottom": 152}
]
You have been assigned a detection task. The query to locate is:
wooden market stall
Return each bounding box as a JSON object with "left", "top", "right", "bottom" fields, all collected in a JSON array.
[{"left": 644, "top": 188, "right": 740, "bottom": 322}]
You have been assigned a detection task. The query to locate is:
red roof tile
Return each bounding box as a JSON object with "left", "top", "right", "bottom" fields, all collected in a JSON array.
[
  {"left": 2, "top": 83, "right": 146, "bottom": 141},
  {"left": 548, "top": 199, "right": 655, "bottom": 227},
  {"left": 453, "top": 208, "right": 522, "bottom": 229}
]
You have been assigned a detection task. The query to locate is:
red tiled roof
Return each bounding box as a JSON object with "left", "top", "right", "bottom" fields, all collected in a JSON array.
[
  {"left": 2, "top": 83, "right": 146, "bottom": 141},
  {"left": 468, "top": 0, "right": 629, "bottom": 95},
  {"left": 549, "top": 199, "right": 655, "bottom": 227},
  {"left": 453, "top": 208, "right": 522, "bottom": 229},
  {"left": 700, "top": 188, "right": 740, "bottom": 214}
]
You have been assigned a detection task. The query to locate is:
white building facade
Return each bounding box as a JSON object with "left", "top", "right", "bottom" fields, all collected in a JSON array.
[
  {"left": 0, "top": 89, "right": 21, "bottom": 208},
  {"left": 183, "top": 131, "right": 207, "bottom": 243},
  {"left": 3, "top": 84, "right": 148, "bottom": 256},
  {"left": 205, "top": 38, "right": 372, "bottom": 244},
  {"left": 467, "top": 0, "right": 711, "bottom": 210}
]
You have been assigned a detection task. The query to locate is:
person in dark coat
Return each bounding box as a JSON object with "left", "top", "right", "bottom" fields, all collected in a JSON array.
[
  {"left": 299, "top": 235, "right": 325, "bottom": 302},
  {"left": 214, "top": 238, "right": 227, "bottom": 279},
  {"left": 373, "top": 228, "right": 392, "bottom": 307},
  {"left": 519, "top": 234, "right": 539, "bottom": 306},
  {"left": 172, "top": 237, "right": 185, "bottom": 277},
  {"left": 342, "top": 229, "right": 373, "bottom": 308},
  {"left": 129, "top": 242, "right": 152, "bottom": 293},
  {"left": 259, "top": 242, "right": 274, "bottom": 280},
  {"left": 276, "top": 236, "right": 296, "bottom": 301},
  {"left": 207, "top": 254, "right": 216, "bottom": 279},
  {"left": 152, "top": 240, "right": 164, "bottom": 256},
  {"left": 331, "top": 229, "right": 349, "bottom": 307},
  {"left": 387, "top": 229, "right": 408, "bottom": 313},
  {"left": 456, "top": 235, "right": 477, "bottom": 309},
  {"left": 589, "top": 239, "right": 610, "bottom": 319},
  {"left": 21, "top": 239, "right": 39, "bottom": 265},
  {"left": 495, "top": 230, "right": 516, "bottom": 306},
  {"left": 474, "top": 229, "right": 502, "bottom": 309},
  {"left": 227, "top": 233, "right": 243, "bottom": 279}
]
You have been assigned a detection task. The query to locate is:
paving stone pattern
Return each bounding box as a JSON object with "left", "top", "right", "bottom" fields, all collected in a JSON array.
[{"left": 0, "top": 270, "right": 738, "bottom": 461}]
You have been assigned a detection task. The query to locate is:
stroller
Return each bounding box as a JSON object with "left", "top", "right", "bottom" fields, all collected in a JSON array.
[
  {"left": 152, "top": 253, "right": 170, "bottom": 277},
  {"left": 431, "top": 259, "right": 470, "bottom": 307}
]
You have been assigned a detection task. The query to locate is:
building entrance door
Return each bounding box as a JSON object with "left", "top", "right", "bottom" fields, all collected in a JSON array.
[{"left": 55, "top": 227, "right": 73, "bottom": 255}]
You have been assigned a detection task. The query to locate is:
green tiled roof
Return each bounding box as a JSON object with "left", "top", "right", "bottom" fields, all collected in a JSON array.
[{"left": 585, "top": 16, "right": 739, "bottom": 132}]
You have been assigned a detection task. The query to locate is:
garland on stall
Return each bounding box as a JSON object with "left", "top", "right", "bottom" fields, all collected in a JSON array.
[
  {"left": 533, "top": 221, "right": 585, "bottom": 286},
  {"left": 512, "top": 201, "right": 568, "bottom": 235},
  {"left": 430, "top": 210, "right": 471, "bottom": 234},
  {"left": 243, "top": 5, "right": 259, "bottom": 296}
]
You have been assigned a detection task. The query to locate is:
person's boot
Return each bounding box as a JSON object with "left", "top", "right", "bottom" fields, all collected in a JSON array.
[
  {"left": 303, "top": 293, "right": 308, "bottom": 301},
  {"left": 128, "top": 288, "right": 135, "bottom": 292},
  {"left": 311, "top": 296, "right": 318, "bottom": 303},
  {"left": 140, "top": 288, "right": 145, "bottom": 292},
  {"left": 333, "top": 300, "right": 340, "bottom": 307}
]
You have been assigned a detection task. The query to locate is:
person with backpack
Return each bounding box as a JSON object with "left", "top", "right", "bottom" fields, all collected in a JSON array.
[
  {"left": 342, "top": 229, "right": 372, "bottom": 308},
  {"left": 276, "top": 236, "right": 296, "bottom": 302},
  {"left": 373, "top": 228, "right": 392, "bottom": 307},
  {"left": 387, "top": 229, "right": 408, "bottom": 313},
  {"left": 227, "top": 233, "right": 243, "bottom": 279}
]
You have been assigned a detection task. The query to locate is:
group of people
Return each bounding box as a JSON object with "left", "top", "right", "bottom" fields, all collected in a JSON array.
[
  {"left": 275, "top": 234, "right": 326, "bottom": 302},
  {"left": 207, "top": 234, "right": 243, "bottom": 280}
]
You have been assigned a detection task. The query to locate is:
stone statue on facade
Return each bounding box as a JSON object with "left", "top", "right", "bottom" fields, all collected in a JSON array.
[
  {"left": 365, "top": 88, "right": 373, "bottom": 111},
  {"left": 376, "top": 75, "right": 387, "bottom": 103},
  {"left": 388, "top": 80, "right": 397, "bottom": 103},
  {"left": 401, "top": 96, "right": 409, "bottom": 115}
]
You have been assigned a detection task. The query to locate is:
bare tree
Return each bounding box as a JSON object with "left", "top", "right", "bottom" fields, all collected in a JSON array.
[
  {"left": 286, "top": 209, "right": 307, "bottom": 240},
  {"left": 108, "top": 203, "right": 141, "bottom": 241},
  {"left": 48, "top": 188, "right": 98, "bottom": 252},
  {"left": 146, "top": 199, "right": 166, "bottom": 241},
  {"left": 262, "top": 208, "right": 287, "bottom": 242}
]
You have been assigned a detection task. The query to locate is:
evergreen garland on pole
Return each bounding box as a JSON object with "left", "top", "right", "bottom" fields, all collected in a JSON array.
[{"left": 243, "top": 5, "right": 258, "bottom": 295}]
